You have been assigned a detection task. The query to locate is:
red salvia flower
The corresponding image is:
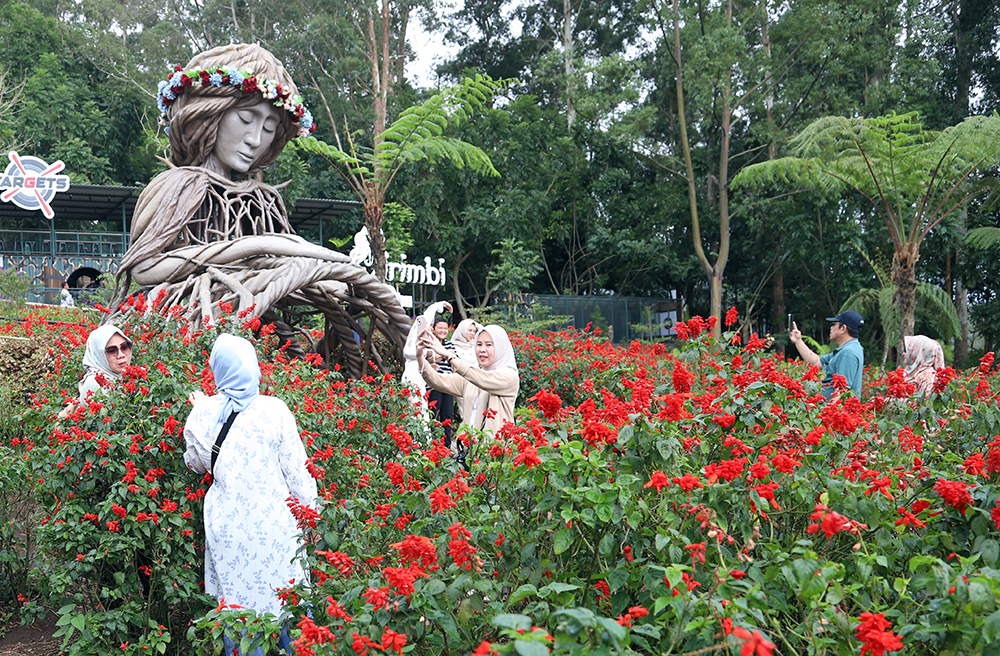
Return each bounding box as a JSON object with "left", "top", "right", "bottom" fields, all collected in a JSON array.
[
  {"left": 854, "top": 612, "right": 903, "bottom": 656},
  {"left": 643, "top": 471, "right": 671, "bottom": 492},
  {"left": 934, "top": 478, "right": 974, "bottom": 515},
  {"left": 732, "top": 626, "right": 776, "bottom": 656}
]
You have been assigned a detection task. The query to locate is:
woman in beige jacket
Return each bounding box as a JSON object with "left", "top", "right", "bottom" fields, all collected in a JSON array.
[{"left": 418, "top": 324, "right": 520, "bottom": 437}]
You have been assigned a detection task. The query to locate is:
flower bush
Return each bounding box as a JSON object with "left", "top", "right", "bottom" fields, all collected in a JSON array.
[{"left": 4, "top": 300, "right": 1000, "bottom": 656}]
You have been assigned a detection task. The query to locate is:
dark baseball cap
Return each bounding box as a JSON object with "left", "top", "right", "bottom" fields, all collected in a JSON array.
[{"left": 826, "top": 310, "right": 864, "bottom": 332}]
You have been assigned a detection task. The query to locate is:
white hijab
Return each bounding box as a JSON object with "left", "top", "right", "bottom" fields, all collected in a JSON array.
[
  {"left": 452, "top": 319, "right": 481, "bottom": 363},
  {"left": 478, "top": 325, "right": 517, "bottom": 371},
  {"left": 80, "top": 325, "right": 127, "bottom": 395},
  {"left": 209, "top": 334, "right": 261, "bottom": 427}
]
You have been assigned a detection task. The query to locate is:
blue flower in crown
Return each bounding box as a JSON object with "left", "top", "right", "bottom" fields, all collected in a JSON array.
[
  {"left": 227, "top": 69, "right": 244, "bottom": 86},
  {"left": 209, "top": 71, "right": 223, "bottom": 86}
]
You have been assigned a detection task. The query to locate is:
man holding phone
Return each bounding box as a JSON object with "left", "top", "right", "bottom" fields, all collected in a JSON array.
[{"left": 788, "top": 311, "right": 865, "bottom": 400}]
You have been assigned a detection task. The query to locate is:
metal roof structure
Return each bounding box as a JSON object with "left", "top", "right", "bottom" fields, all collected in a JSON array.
[
  {"left": 0, "top": 184, "right": 361, "bottom": 229},
  {"left": 0, "top": 184, "right": 138, "bottom": 226}
]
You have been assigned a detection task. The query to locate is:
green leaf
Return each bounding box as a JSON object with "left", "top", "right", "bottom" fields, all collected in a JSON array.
[
  {"left": 980, "top": 539, "right": 999, "bottom": 567},
  {"left": 983, "top": 610, "right": 1000, "bottom": 642},
  {"left": 493, "top": 614, "right": 532, "bottom": 631},
  {"left": 594, "top": 617, "right": 627, "bottom": 642},
  {"left": 544, "top": 582, "right": 580, "bottom": 594},
  {"left": 969, "top": 581, "right": 995, "bottom": 613},
  {"left": 508, "top": 584, "right": 538, "bottom": 604},
  {"left": 553, "top": 528, "right": 573, "bottom": 555},
  {"left": 608, "top": 567, "right": 630, "bottom": 591},
  {"left": 664, "top": 566, "right": 685, "bottom": 589},
  {"left": 423, "top": 579, "right": 446, "bottom": 596},
  {"left": 514, "top": 640, "right": 549, "bottom": 656}
]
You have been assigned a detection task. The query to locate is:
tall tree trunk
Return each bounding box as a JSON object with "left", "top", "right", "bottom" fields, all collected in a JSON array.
[
  {"left": 773, "top": 252, "right": 785, "bottom": 331},
  {"left": 363, "top": 182, "right": 388, "bottom": 283},
  {"left": 892, "top": 241, "right": 919, "bottom": 361},
  {"left": 563, "top": 0, "right": 576, "bottom": 129},
  {"left": 951, "top": 1, "right": 973, "bottom": 366},
  {"left": 365, "top": 0, "right": 395, "bottom": 281},
  {"left": 711, "top": 0, "right": 733, "bottom": 337},
  {"left": 761, "top": 3, "right": 784, "bottom": 336},
  {"left": 673, "top": 0, "right": 729, "bottom": 337}
]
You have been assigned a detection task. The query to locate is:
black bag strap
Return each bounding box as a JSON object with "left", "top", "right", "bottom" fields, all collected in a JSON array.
[{"left": 210, "top": 411, "right": 239, "bottom": 477}]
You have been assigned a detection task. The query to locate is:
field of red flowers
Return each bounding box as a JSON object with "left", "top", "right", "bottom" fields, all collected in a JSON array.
[{"left": 2, "top": 297, "right": 1000, "bottom": 656}]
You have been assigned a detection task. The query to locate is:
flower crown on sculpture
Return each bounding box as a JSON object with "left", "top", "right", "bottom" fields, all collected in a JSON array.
[{"left": 156, "top": 65, "right": 316, "bottom": 138}]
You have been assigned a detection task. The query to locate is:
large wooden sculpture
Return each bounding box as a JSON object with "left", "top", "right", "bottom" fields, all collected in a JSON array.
[{"left": 112, "top": 44, "right": 409, "bottom": 376}]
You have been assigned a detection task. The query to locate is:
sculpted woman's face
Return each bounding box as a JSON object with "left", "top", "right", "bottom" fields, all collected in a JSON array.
[{"left": 213, "top": 101, "right": 282, "bottom": 176}]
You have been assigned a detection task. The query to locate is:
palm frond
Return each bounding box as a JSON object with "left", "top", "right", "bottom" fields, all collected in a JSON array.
[
  {"left": 392, "top": 136, "right": 499, "bottom": 175},
  {"left": 840, "top": 288, "right": 881, "bottom": 319},
  {"left": 915, "top": 281, "right": 960, "bottom": 340},
  {"left": 850, "top": 243, "right": 891, "bottom": 287},
  {"left": 293, "top": 137, "right": 371, "bottom": 180},
  {"left": 730, "top": 156, "right": 841, "bottom": 195},
  {"left": 876, "top": 286, "right": 901, "bottom": 346},
  {"left": 966, "top": 226, "right": 1000, "bottom": 250},
  {"left": 376, "top": 75, "right": 510, "bottom": 179}
]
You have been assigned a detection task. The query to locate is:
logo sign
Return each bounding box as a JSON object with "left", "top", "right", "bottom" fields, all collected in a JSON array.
[
  {"left": 348, "top": 227, "right": 447, "bottom": 287},
  {"left": 0, "top": 152, "right": 71, "bottom": 218}
]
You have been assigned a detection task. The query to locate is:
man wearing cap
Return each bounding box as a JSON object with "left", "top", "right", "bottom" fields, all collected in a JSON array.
[{"left": 789, "top": 311, "right": 865, "bottom": 400}]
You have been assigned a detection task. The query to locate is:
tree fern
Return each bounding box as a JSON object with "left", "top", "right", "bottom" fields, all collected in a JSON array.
[
  {"left": 966, "top": 226, "right": 1000, "bottom": 250},
  {"left": 733, "top": 111, "right": 1000, "bottom": 353},
  {"left": 290, "top": 74, "right": 512, "bottom": 280}
]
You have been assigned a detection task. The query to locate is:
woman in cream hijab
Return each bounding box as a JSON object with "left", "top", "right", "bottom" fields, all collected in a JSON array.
[
  {"left": 450, "top": 318, "right": 483, "bottom": 366},
  {"left": 419, "top": 324, "right": 519, "bottom": 437},
  {"left": 58, "top": 325, "right": 132, "bottom": 418},
  {"left": 903, "top": 335, "right": 945, "bottom": 396}
]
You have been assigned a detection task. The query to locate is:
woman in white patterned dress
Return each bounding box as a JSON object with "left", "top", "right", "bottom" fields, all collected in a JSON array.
[{"left": 184, "top": 334, "right": 317, "bottom": 654}]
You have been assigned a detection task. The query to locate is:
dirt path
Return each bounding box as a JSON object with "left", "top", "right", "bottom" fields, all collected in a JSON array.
[{"left": 0, "top": 614, "right": 60, "bottom": 656}]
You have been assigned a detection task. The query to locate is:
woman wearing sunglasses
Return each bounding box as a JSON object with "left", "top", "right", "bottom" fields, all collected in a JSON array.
[{"left": 59, "top": 325, "right": 133, "bottom": 418}]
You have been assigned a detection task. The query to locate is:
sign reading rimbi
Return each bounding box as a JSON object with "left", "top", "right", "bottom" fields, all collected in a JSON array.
[{"left": 0, "top": 152, "right": 71, "bottom": 218}]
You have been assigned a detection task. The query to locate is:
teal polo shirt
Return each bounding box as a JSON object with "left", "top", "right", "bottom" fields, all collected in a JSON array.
[{"left": 819, "top": 338, "right": 864, "bottom": 399}]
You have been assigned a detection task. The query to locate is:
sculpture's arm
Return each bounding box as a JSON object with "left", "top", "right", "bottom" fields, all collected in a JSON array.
[{"left": 129, "top": 234, "right": 352, "bottom": 285}]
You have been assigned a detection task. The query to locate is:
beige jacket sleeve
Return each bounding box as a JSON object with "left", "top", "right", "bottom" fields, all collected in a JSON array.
[
  {"left": 449, "top": 358, "right": 519, "bottom": 396},
  {"left": 421, "top": 363, "right": 471, "bottom": 398}
]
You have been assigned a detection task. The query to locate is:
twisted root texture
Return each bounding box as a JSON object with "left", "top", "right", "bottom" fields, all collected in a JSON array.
[{"left": 114, "top": 165, "right": 409, "bottom": 378}]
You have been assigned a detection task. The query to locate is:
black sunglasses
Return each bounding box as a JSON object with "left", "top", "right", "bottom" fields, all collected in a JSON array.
[{"left": 105, "top": 342, "right": 133, "bottom": 357}]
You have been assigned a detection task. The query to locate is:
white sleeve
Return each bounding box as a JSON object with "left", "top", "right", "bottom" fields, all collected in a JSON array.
[
  {"left": 183, "top": 398, "right": 221, "bottom": 474},
  {"left": 422, "top": 301, "right": 449, "bottom": 324}
]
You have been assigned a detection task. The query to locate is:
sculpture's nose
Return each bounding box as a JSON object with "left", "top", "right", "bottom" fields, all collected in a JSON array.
[{"left": 245, "top": 127, "right": 262, "bottom": 148}]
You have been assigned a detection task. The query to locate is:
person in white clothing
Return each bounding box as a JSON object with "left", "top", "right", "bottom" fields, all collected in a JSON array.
[
  {"left": 401, "top": 300, "right": 453, "bottom": 411},
  {"left": 60, "top": 281, "right": 75, "bottom": 307},
  {"left": 184, "top": 334, "right": 317, "bottom": 656}
]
